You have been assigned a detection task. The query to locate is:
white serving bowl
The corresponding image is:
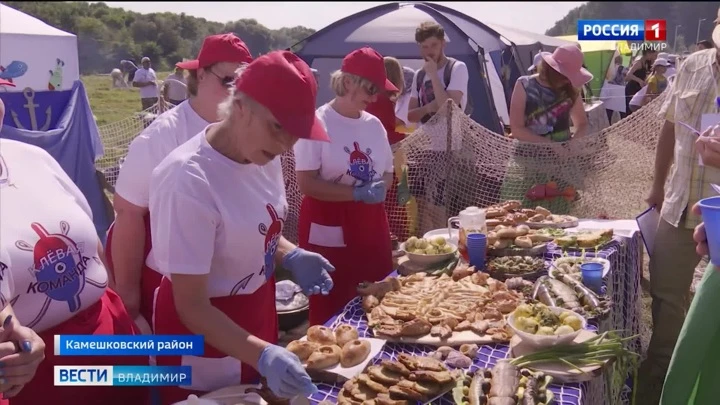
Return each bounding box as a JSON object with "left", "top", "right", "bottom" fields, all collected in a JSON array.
[
  {"left": 400, "top": 241, "right": 458, "bottom": 266},
  {"left": 551, "top": 256, "right": 611, "bottom": 279},
  {"left": 507, "top": 307, "right": 587, "bottom": 348}
]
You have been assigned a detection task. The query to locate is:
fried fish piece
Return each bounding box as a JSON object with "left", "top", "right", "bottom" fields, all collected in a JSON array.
[
  {"left": 373, "top": 395, "right": 412, "bottom": 405},
  {"left": 367, "top": 365, "right": 403, "bottom": 385},
  {"left": 469, "top": 320, "right": 489, "bottom": 335},
  {"left": 430, "top": 323, "right": 453, "bottom": 340},
  {"left": 408, "top": 370, "right": 453, "bottom": 384},
  {"left": 398, "top": 318, "right": 431, "bottom": 336},
  {"left": 350, "top": 380, "right": 380, "bottom": 402},
  {"left": 338, "top": 388, "right": 364, "bottom": 405},
  {"left": 387, "top": 385, "right": 424, "bottom": 401},
  {"left": 397, "top": 353, "right": 446, "bottom": 372},
  {"left": 358, "top": 373, "right": 390, "bottom": 393},
  {"left": 380, "top": 360, "right": 411, "bottom": 376},
  {"left": 395, "top": 379, "right": 441, "bottom": 396},
  {"left": 374, "top": 324, "right": 403, "bottom": 337}
]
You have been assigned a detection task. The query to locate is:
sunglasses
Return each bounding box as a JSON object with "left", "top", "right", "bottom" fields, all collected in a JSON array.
[
  {"left": 209, "top": 70, "right": 235, "bottom": 87},
  {"left": 363, "top": 83, "right": 379, "bottom": 96}
]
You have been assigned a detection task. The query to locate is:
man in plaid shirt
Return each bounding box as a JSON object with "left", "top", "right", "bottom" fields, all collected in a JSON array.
[{"left": 640, "top": 9, "right": 720, "bottom": 403}]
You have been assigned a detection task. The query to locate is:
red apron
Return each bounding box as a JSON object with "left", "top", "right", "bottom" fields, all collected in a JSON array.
[
  {"left": 153, "top": 276, "right": 278, "bottom": 405},
  {"left": 106, "top": 214, "right": 163, "bottom": 327},
  {"left": 298, "top": 197, "right": 393, "bottom": 326},
  {"left": 10, "top": 289, "right": 150, "bottom": 405}
]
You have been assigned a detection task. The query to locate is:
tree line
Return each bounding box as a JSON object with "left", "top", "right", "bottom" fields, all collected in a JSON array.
[
  {"left": 5, "top": 1, "right": 316, "bottom": 74},
  {"left": 546, "top": 1, "right": 718, "bottom": 53}
]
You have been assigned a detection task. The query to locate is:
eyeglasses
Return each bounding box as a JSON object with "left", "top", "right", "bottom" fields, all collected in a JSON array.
[{"left": 209, "top": 70, "right": 235, "bottom": 88}]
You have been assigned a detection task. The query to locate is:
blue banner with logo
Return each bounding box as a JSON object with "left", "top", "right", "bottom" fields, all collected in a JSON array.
[
  {"left": 55, "top": 335, "right": 205, "bottom": 356},
  {"left": 0, "top": 81, "right": 110, "bottom": 243}
]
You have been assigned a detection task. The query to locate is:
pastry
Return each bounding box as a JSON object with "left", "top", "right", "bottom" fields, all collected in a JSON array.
[
  {"left": 535, "top": 206, "right": 552, "bottom": 217},
  {"left": 495, "top": 227, "right": 516, "bottom": 239},
  {"left": 286, "top": 340, "right": 319, "bottom": 362},
  {"left": 341, "top": 339, "right": 371, "bottom": 368},
  {"left": 306, "top": 344, "right": 341, "bottom": 369},
  {"left": 335, "top": 324, "right": 360, "bottom": 347},
  {"left": 306, "top": 325, "right": 336, "bottom": 345},
  {"left": 514, "top": 235, "right": 533, "bottom": 248},
  {"left": 367, "top": 365, "right": 403, "bottom": 385}
]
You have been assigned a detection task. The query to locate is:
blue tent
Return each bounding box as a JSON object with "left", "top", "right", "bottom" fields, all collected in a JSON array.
[{"left": 289, "top": 2, "right": 526, "bottom": 134}]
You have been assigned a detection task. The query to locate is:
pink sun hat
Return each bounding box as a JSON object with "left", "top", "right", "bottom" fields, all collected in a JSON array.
[{"left": 541, "top": 44, "right": 593, "bottom": 87}]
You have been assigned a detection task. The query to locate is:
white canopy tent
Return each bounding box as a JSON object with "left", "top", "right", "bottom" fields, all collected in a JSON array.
[
  {"left": 486, "top": 22, "right": 577, "bottom": 71},
  {"left": 0, "top": 3, "right": 79, "bottom": 92}
]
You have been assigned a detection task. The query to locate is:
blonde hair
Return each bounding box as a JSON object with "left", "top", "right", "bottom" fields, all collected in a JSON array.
[
  {"left": 330, "top": 70, "right": 375, "bottom": 97},
  {"left": 383, "top": 57, "right": 404, "bottom": 96}
]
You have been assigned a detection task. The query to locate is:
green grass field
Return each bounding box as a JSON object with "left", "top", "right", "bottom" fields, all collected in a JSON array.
[{"left": 82, "top": 72, "right": 172, "bottom": 126}]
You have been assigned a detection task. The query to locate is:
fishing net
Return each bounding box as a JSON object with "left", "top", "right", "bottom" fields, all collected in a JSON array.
[
  {"left": 95, "top": 102, "right": 171, "bottom": 191},
  {"left": 278, "top": 96, "right": 664, "bottom": 405}
]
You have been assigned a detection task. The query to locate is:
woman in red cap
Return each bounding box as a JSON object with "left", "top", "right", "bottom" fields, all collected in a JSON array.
[
  {"left": 294, "top": 47, "right": 398, "bottom": 326},
  {"left": 0, "top": 99, "right": 148, "bottom": 405},
  {"left": 109, "top": 33, "right": 253, "bottom": 330},
  {"left": 150, "top": 51, "right": 333, "bottom": 404}
]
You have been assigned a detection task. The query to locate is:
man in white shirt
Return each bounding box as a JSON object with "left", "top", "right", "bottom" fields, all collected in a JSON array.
[
  {"left": 163, "top": 66, "right": 188, "bottom": 106},
  {"left": 133, "top": 57, "right": 159, "bottom": 111},
  {"left": 109, "top": 34, "right": 253, "bottom": 326},
  {"left": 407, "top": 21, "right": 470, "bottom": 125}
]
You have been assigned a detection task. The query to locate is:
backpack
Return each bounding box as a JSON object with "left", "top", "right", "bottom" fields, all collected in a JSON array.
[{"left": 416, "top": 57, "right": 474, "bottom": 123}]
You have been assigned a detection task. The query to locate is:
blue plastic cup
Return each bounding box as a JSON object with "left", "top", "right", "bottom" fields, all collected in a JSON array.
[
  {"left": 699, "top": 196, "right": 720, "bottom": 266},
  {"left": 580, "top": 262, "right": 604, "bottom": 294},
  {"left": 466, "top": 233, "right": 487, "bottom": 270}
]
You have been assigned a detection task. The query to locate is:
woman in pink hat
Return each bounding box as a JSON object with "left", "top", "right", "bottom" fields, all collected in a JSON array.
[
  {"left": 294, "top": 47, "right": 398, "bottom": 326},
  {"left": 150, "top": 51, "right": 332, "bottom": 404},
  {"left": 509, "top": 44, "right": 593, "bottom": 143},
  {"left": 506, "top": 44, "right": 593, "bottom": 213},
  {"left": 108, "top": 33, "right": 253, "bottom": 331}
]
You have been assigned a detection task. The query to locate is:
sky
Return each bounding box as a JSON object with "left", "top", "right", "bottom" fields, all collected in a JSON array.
[{"left": 99, "top": 2, "right": 586, "bottom": 35}]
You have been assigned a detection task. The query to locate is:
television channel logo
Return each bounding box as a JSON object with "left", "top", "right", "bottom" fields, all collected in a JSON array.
[{"left": 578, "top": 20, "right": 667, "bottom": 41}]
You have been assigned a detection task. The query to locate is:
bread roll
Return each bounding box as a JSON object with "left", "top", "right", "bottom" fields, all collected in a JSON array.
[
  {"left": 335, "top": 324, "right": 359, "bottom": 347},
  {"left": 340, "top": 339, "right": 371, "bottom": 368},
  {"left": 286, "top": 340, "right": 320, "bottom": 362},
  {"left": 487, "top": 231, "right": 498, "bottom": 246},
  {"left": 493, "top": 239, "right": 511, "bottom": 249},
  {"left": 307, "top": 325, "right": 336, "bottom": 345},
  {"left": 496, "top": 228, "right": 516, "bottom": 239},
  {"left": 486, "top": 219, "right": 501, "bottom": 229},
  {"left": 515, "top": 225, "right": 530, "bottom": 236},
  {"left": 514, "top": 236, "right": 533, "bottom": 248},
  {"left": 306, "top": 345, "right": 341, "bottom": 370}
]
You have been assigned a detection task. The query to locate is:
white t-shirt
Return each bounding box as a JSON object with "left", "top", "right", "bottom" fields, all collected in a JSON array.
[
  {"left": 630, "top": 85, "right": 648, "bottom": 106},
  {"left": 148, "top": 131, "right": 288, "bottom": 298},
  {"left": 294, "top": 103, "right": 394, "bottom": 186},
  {"left": 115, "top": 101, "right": 209, "bottom": 209},
  {"left": 165, "top": 73, "right": 187, "bottom": 101},
  {"left": 410, "top": 59, "right": 469, "bottom": 112},
  {"left": 134, "top": 68, "right": 159, "bottom": 99},
  {"left": 0, "top": 246, "right": 15, "bottom": 311},
  {"left": 0, "top": 139, "right": 108, "bottom": 332}
]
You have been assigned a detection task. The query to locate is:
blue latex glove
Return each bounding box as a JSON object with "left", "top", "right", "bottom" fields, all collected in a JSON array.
[
  {"left": 353, "top": 180, "right": 387, "bottom": 204},
  {"left": 257, "top": 345, "right": 317, "bottom": 399},
  {"left": 282, "top": 248, "right": 335, "bottom": 296}
]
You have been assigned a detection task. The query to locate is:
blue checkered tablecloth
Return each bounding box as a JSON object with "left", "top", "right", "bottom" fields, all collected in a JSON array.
[{"left": 310, "top": 233, "right": 643, "bottom": 405}]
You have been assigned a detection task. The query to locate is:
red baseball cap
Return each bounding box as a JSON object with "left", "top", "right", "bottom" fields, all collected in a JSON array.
[
  {"left": 235, "top": 51, "right": 329, "bottom": 142},
  {"left": 0, "top": 79, "right": 15, "bottom": 87},
  {"left": 341, "top": 47, "right": 398, "bottom": 92},
  {"left": 176, "top": 34, "right": 253, "bottom": 70}
]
